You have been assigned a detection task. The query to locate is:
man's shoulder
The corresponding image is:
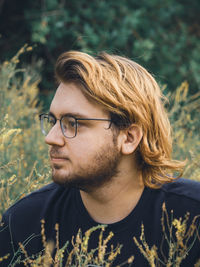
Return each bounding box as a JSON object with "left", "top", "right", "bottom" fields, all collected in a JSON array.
[
  {"left": 12, "top": 182, "right": 59, "bottom": 205},
  {"left": 161, "top": 178, "right": 200, "bottom": 203},
  {"left": 26, "top": 182, "right": 59, "bottom": 196},
  {"left": 3, "top": 183, "right": 70, "bottom": 221}
]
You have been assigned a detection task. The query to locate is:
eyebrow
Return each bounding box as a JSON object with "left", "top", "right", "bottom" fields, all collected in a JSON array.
[{"left": 48, "top": 111, "right": 93, "bottom": 119}]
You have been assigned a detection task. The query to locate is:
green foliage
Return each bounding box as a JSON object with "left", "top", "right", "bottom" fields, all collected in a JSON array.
[{"left": 0, "top": 0, "right": 200, "bottom": 96}]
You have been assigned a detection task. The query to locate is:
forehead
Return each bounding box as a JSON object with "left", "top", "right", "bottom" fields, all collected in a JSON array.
[{"left": 50, "top": 82, "right": 107, "bottom": 118}]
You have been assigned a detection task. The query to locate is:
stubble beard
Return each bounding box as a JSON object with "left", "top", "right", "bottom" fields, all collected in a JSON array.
[{"left": 51, "top": 135, "right": 121, "bottom": 192}]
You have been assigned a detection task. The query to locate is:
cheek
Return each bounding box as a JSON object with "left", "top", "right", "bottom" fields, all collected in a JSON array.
[
  {"left": 68, "top": 130, "right": 115, "bottom": 161},
  {"left": 69, "top": 138, "right": 96, "bottom": 159},
  {"left": 70, "top": 136, "right": 105, "bottom": 160}
]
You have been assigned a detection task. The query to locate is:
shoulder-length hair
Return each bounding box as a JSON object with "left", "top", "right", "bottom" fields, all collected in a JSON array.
[{"left": 55, "top": 51, "right": 185, "bottom": 188}]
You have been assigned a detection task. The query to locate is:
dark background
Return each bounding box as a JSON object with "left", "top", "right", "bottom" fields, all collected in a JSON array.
[{"left": 0, "top": 0, "right": 200, "bottom": 104}]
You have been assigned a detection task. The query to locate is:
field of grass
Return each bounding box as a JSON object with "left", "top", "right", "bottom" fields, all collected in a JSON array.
[{"left": 0, "top": 48, "right": 200, "bottom": 266}]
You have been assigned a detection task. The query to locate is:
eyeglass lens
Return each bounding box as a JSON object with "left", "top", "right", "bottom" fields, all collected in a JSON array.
[
  {"left": 41, "top": 114, "right": 77, "bottom": 138},
  {"left": 61, "top": 116, "right": 77, "bottom": 138}
]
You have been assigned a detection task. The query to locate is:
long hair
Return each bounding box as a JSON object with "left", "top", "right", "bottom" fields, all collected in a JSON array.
[{"left": 55, "top": 51, "right": 185, "bottom": 188}]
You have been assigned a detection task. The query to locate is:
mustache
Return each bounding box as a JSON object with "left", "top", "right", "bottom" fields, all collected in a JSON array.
[{"left": 49, "top": 148, "right": 69, "bottom": 159}]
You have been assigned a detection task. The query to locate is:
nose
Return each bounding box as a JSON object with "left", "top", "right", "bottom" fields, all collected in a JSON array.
[{"left": 45, "top": 122, "right": 65, "bottom": 147}]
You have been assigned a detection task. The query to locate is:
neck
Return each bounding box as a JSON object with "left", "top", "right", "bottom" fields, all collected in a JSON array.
[{"left": 80, "top": 164, "right": 144, "bottom": 224}]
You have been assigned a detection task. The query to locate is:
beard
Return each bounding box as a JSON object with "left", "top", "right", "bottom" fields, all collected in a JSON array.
[{"left": 50, "top": 135, "right": 121, "bottom": 192}]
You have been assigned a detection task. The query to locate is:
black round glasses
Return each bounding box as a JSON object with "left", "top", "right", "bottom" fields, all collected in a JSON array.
[{"left": 39, "top": 113, "right": 112, "bottom": 138}]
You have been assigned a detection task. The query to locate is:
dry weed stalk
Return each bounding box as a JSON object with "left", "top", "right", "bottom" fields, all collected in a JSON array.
[
  {"left": 195, "top": 258, "right": 200, "bottom": 267},
  {"left": 133, "top": 202, "right": 200, "bottom": 267},
  {"left": 66, "top": 225, "right": 122, "bottom": 266},
  {"left": 14, "top": 222, "right": 123, "bottom": 267},
  {"left": 0, "top": 253, "right": 10, "bottom": 263},
  {"left": 133, "top": 223, "right": 158, "bottom": 267}
]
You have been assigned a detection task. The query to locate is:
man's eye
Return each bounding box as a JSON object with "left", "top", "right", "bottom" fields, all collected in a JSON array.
[
  {"left": 61, "top": 117, "right": 76, "bottom": 130},
  {"left": 68, "top": 120, "right": 76, "bottom": 128}
]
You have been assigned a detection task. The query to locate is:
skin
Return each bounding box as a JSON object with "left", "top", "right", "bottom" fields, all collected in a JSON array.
[{"left": 45, "top": 82, "right": 144, "bottom": 224}]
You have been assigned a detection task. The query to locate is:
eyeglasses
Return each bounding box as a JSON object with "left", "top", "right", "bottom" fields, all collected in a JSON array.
[{"left": 39, "top": 113, "right": 112, "bottom": 138}]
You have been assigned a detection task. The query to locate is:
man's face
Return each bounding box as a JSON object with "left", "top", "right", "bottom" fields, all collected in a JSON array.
[{"left": 45, "top": 82, "right": 121, "bottom": 192}]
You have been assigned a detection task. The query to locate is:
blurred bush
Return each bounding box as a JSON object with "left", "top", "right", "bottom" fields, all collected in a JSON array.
[
  {"left": 0, "top": 0, "right": 200, "bottom": 95},
  {"left": 0, "top": 48, "right": 199, "bottom": 220}
]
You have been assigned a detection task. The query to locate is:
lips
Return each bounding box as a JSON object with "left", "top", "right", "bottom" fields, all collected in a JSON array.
[
  {"left": 50, "top": 155, "right": 69, "bottom": 162},
  {"left": 51, "top": 156, "right": 67, "bottom": 159}
]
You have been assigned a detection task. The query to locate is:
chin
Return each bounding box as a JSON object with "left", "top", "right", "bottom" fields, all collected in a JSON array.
[
  {"left": 51, "top": 169, "right": 83, "bottom": 189},
  {"left": 52, "top": 168, "right": 72, "bottom": 185}
]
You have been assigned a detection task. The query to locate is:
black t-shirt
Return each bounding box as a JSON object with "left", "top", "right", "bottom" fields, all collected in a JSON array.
[{"left": 0, "top": 178, "right": 200, "bottom": 266}]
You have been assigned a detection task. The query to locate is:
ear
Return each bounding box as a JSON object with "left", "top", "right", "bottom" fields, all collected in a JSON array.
[{"left": 119, "top": 124, "right": 143, "bottom": 155}]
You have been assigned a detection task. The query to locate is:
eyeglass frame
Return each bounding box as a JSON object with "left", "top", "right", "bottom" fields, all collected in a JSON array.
[{"left": 39, "top": 113, "right": 112, "bottom": 139}]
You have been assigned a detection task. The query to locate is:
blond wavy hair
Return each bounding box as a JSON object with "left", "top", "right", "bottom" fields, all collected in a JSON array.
[{"left": 55, "top": 51, "right": 185, "bottom": 188}]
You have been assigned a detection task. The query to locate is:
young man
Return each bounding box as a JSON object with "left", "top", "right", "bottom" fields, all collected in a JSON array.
[{"left": 0, "top": 51, "right": 200, "bottom": 266}]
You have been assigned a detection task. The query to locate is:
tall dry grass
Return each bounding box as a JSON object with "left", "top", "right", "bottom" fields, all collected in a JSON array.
[{"left": 0, "top": 45, "right": 50, "bottom": 217}]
